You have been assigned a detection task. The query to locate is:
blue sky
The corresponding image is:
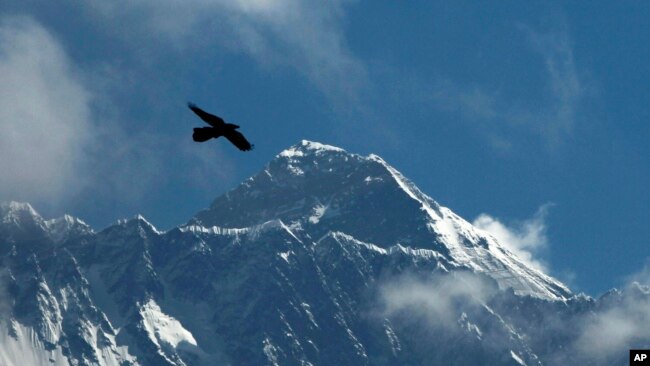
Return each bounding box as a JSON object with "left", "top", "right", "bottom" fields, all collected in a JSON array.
[{"left": 0, "top": 1, "right": 648, "bottom": 296}]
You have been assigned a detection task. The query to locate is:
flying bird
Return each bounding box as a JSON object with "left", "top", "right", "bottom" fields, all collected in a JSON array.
[{"left": 187, "top": 102, "right": 254, "bottom": 151}]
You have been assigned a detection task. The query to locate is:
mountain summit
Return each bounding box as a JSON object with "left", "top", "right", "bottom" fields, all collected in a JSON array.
[
  {"left": 0, "top": 141, "right": 645, "bottom": 366},
  {"left": 192, "top": 140, "right": 569, "bottom": 300}
]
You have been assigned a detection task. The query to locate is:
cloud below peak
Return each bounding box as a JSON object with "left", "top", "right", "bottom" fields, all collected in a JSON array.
[{"left": 473, "top": 204, "right": 552, "bottom": 272}]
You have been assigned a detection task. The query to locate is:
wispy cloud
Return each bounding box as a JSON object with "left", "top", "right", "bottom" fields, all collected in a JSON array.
[
  {"left": 431, "top": 81, "right": 498, "bottom": 121},
  {"left": 521, "top": 24, "right": 584, "bottom": 148},
  {"left": 626, "top": 259, "right": 650, "bottom": 286},
  {"left": 378, "top": 261, "right": 650, "bottom": 363},
  {"left": 570, "top": 266, "right": 650, "bottom": 361},
  {"left": 537, "top": 263, "right": 650, "bottom": 363},
  {"left": 84, "top": 0, "right": 366, "bottom": 105},
  {"left": 0, "top": 16, "right": 92, "bottom": 205},
  {"left": 574, "top": 286, "right": 650, "bottom": 360},
  {"left": 473, "top": 204, "right": 552, "bottom": 272},
  {"left": 379, "top": 271, "right": 496, "bottom": 330},
  {"left": 0, "top": 16, "right": 230, "bottom": 222},
  {"left": 432, "top": 23, "right": 585, "bottom": 151}
]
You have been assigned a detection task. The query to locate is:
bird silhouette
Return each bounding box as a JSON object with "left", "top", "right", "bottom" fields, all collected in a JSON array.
[{"left": 187, "top": 102, "right": 254, "bottom": 151}]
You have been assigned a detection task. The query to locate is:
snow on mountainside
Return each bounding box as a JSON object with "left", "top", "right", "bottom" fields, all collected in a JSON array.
[
  {"left": 192, "top": 140, "right": 569, "bottom": 300},
  {"left": 0, "top": 141, "right": 648, "bottom": 366},
  {"left": 0, "top": 201, "right": 93, "bottom": 244}
]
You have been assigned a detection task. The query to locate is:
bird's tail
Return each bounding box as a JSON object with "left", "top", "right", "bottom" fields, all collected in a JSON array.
[{"left": 192, "top": 127, "right": 214, "bottom": 142}]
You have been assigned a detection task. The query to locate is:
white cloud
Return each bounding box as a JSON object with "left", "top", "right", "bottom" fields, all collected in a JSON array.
[
  {"left": 473, "top": 204, "right": 552, "bottom": 272},
  {"left": 0, "top": 16, "right": 92, "bottom": 204},
  {"left": 626, "top": 259, "right": 650, "bottom": 287},
  {"left": 379, "top": 272, "right": 496, "bottom": 330},
  {"left": 378, "top": 264, "right": 650, "bottom": 363},
  {"left": 550, "top": 263, "right": 650, "bottom": 361},
  {"left": 84, "top": 0, "right": 366, "bottom": 104},
  {"left": 521, "top": 25, "right": 584, "bottom": 148},
  {"left": 378, "top": 265, "right": 650, "bottom": 363},
  {"left": 573, "top": 281, "right": 650, "bottom": 360},
  {"left": 0, "top": 16, "right": 213, "bottom": 219},
  {"left": 432, "top": 24, "right": 584, "bottom": 151}
]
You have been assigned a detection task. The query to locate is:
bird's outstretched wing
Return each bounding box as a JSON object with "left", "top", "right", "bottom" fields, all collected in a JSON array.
[
  {"left": 188, "top": 102, "right": 225, "bottom": 127},
  {"left": 224, "top": 130, "right": 254, "bottom": 151}
]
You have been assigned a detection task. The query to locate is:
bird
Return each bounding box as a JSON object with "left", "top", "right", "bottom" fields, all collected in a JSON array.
[{"left": 187, "top": 102, "right": 254, "bottom": 151}]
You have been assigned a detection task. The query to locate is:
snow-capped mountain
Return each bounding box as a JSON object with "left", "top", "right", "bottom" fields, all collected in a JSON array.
[
  {"left": 192, "top": 140, "right": 569, "bottom": 301},
  {"left": 0, "top": 141, "right": 647, "bottom": 366}
]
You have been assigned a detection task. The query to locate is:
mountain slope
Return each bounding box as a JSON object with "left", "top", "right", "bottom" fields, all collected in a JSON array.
[
  {"left": 0, "top": 141, "right": 647, "bottom": 366},
  {"left": 192, "top": 140, "right": 569, "bottom": 300}
]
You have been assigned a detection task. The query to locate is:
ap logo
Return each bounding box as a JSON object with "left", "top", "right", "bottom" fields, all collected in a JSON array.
[{"left": 631, "top": 350, "right": 650, "bottom": 365}]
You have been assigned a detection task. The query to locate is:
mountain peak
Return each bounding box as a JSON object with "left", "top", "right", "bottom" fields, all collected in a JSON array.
[
  {"left": 1, "top": 201, "right": 39, "bottom": 219},
  {"left": 190, "top": 141, "right": 570, "bottom": 300},
  {"left": 1, "top": 201, "right": 44, "bottom": 235},
  {"left": 278, "top": 140, "right": 346, "bottom": 158},
  {"left": 0, "top": 202, "right": 92, "bottom": 245},
  {"left": 113, "top": 214, "right": 161, "bottom": 236},
  {"left": 44, "top": 215, "right": 93, "bottom": 242}
]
